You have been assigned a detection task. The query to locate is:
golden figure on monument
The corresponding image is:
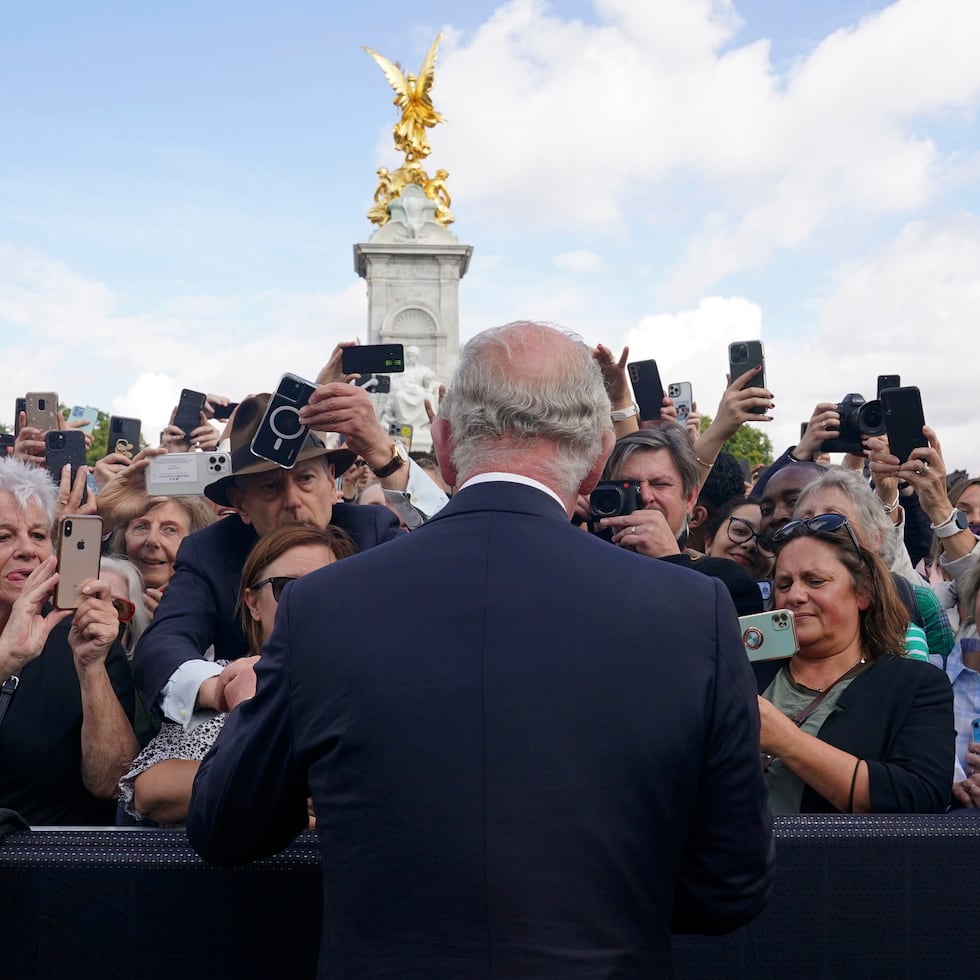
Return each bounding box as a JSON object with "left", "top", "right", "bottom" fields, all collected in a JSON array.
[
  {"left": 363, "top": 33, "right": 454, "bottom": 227},
  {"left": 363, "top": 33, "right": 445, "bottom": 162}
]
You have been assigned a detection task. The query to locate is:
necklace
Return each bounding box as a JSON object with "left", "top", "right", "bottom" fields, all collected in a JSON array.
[{"left": 790, "top": 657, "right": 867, "bottom": 693}]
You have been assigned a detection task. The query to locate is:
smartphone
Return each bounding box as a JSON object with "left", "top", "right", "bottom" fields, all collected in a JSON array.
[
  {"left": 250, "top": 374, "right": 317, "bottom": 468},
  {"left": 25, "top": 392, "right": 61, "bottom": 432},
  {"left": 972, "top": 718, "right": 980, "bottom": 744},
  {"left": 388, "top": 422, "right": 413, "bottom": 452},
  {"left": 211, "top": 401, "right": 239, "bottom": 421},
  {"left": 54, "top": 515, "right": 103, "bottom": 610},
  {"left": 881, "top": 386, "right": 928, "bottom": 464},
  {"left": 107, "top": 416, "right": 142, "bottom": 459},
  {"left": 67, "top": 405, "right": 100, "bottom": 431},
  {"left": 0, "top": 433, "right": 13, "bottom": 455},
  {"left": 44, "top": 430, "right": 89, "bottom": 503},
  {"left": 627, "top": 360, "right": 664, "bottom": 422},
  {"left": 738, "top": 610, "right": 798, "bottom": 662},
  {"left": 146, "top": 451, "right": 232, "bottom": 496},
  {"left": 728, "top": 341, "right": 766, "bottom": 414},
  {"left": 876, "top": 375, "right": 900, "bottom": 398},
  {"left": 667, "top": 382, "right": 693, "bottom": 423},
  {"left": 356, "top": 374, "right": 391, "bottom": 394},
  {"left": 173, "top": 389, "right": 207, "bottom": 437},
  {"left": 342, "top": 344, "right": 405, "bottom": 376},
  {"left": 14, "top": 397, "right": 26, "bottom": 435}
]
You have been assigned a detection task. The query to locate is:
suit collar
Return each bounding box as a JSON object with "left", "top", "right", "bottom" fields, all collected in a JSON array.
[{"left": 427, "top": 480, "right": 570, "bottom": 524}]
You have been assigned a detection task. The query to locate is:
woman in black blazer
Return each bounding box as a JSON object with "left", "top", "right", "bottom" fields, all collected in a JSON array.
[{"left": 755, "top": 513, "right": 954, "bottom": 814}]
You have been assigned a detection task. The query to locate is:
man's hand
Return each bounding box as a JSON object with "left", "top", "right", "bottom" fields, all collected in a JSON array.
[
  {"left": 315, "top": 341, "right": 359, "bottom": 385},
  {"left": 599, "top": 509, "right": 681, "bottom": 557},
  {"left": 223, "top": 656, "right": 261, "bottom": 710},
  {"left": 795, "top": 402, "right": 841, "bottom": 461},
  {"left": 198, "top": 658, "right": 262, "bottom": 713},
  {"left": 13, "top": 416, "right": 45, "bottom": 466},
  {"left": 96, "top": 446, "right": 168, "bottom": 530},
  {"left": 301, "top": 381, "right": 391, "bottom": 466},
  {"left": 952, "top": 742, "right": 980, "bottom": 808}
]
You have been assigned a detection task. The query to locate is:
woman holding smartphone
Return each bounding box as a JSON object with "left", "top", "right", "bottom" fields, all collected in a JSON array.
[
  {"left": 755, "top": 512, "right": 953, "bottom": 813},
  {"left": 0, "top": 458, "right": 138, "bottom": 825}
]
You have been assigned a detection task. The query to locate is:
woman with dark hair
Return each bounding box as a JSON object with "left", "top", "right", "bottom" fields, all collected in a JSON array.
[
  {"left": 118, "top": 523, "right": 355, "bottom": 824},
  {"left": 755, "top": 513, "right": 954, "bottom": 814},
  {"left": 704, "top": 497, "right": 774, "bottom": 581}
]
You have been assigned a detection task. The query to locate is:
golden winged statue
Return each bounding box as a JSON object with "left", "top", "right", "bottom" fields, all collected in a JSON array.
[{"left": 363, "top": 32, "right": 445, "bottom": 162}]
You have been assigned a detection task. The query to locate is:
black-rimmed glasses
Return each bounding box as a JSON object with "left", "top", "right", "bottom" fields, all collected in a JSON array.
[
  {"left": 772, "top": 512, "right": 865, "bottom": 561},
  {"left": 251, "top": 575, "right": 298, "bottom": 602},
  {"left": 725, "top": 516, "right": 775, "bottom": 557}
]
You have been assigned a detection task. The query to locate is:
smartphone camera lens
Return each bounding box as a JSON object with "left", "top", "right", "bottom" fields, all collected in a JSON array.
[
  {"left": 63, "top": 520, "right": 73, "bottom": 537},
  {"left": 732, "top": 344, "right": 748, "bottom": 361},
  {"left": 38, "top": 398, "right": 46, "bottom": 411}
]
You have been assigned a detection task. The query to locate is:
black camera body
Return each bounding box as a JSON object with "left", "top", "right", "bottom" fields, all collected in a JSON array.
[
  {"left": 823, "top": 393, "right": 886, "bottom": 455},
  {"left": 591, "top": 480, "right": 643, "bottom": 519}
]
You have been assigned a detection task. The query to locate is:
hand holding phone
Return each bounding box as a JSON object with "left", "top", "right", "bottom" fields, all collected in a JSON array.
[
  {"left": 881, "top": 386, "right": 928, "bottom": 465},
  {"left": 250, "top": 374, "right": 317, "bottom": 468},
  {"left": 727, "top": 342, "right": 767, "bottom": 415},
  {"left": 738, "top": 610, "right": 798, "bottom": 662},
  {"left": 54, "top": 516, "right": 103, "bottom": 610},
  {"left": 173, "top": 389, "right": 208, "bottom": 437}
]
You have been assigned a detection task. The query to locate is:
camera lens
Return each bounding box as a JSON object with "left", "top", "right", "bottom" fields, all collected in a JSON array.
[
  {"left": 732, "top": 344, "right": 748, "bottom": 361},
  {"left": 591, "top": 487, "right": 623, "bottom": 518},
  {"left": 64, "top": 520, "right": 73, "bottom": 536},
  {"left": 858, "top": 399, "right": 885, "bottom": 435}
]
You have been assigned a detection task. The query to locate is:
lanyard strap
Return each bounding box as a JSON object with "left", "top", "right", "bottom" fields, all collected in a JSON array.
[
  {"left": 790, "top": 660, "right": 867, "bottom": 729},
  {"left": 0, "top": 674, "right": 19, "bottom": 728}
]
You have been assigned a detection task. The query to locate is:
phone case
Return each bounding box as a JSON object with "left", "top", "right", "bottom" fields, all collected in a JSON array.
[
  {"left": 876, "top": 375, "right": 900, "bottom": 398},
  {"left": 667, "top": 382, "right": 693, "bottom": 422},
  {"left": 146, "top": 452, "right": 231, "bottom": 496},
  {"left": 627, "top": 360, "right": 664, "bottom": 422},
  {"left": 881, "top": 386, "right": 928, "bottom": 464},
  {"left": 738, "top": 610, "right": 798, "bottom": 662},
  {"left": 107, "top": 416, "right": 142, "bottom": 459},
  {"left": 388, "top": 422, "right": 413, "bottom": 451},
  {"left": 54, "top": 515, "right": 103, "bottom": 610},
  {"left": 341, "top": 344, "right": 405, "bottom": 376},
  {"left": 250, "top": 374, "right": 317, "bottom": 468},
  {"left": 25, "top": 392, "right": 61, "bottom": 432},
  {"left": 728, "top": 341, "right": 766, "bottom": 414},
  {"left": 68, "top": 405, "right": 100, "bottom": 430},
  {"left": 44, "top": 430, "right": 88, "bottom": 492},
  {"left": 173, "top": 389, "right": 207, "bottom": 436}
]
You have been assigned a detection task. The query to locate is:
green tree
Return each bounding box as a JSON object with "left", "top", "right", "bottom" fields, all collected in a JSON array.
[{"left": 698, "top": 414, "right": 774, "bottom": 467}]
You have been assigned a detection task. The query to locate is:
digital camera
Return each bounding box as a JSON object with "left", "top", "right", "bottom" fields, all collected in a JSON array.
[
  {"left": 823, "top": 393, "right": 886, "bottom": 455},
  {"left": 590, "top": 480, "right": 643, "bottom": 519}
]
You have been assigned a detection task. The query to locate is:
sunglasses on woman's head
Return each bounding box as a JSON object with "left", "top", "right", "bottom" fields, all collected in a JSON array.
[
  {"left": 251, "top": 575, "right": 298, "bottom": 602},
  {"left": 771, "top": 512, "right": 866, "bottom": 562}
]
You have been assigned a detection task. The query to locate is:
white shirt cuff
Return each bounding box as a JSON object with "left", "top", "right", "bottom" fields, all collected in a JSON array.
[{"left": 160, "top": 659, "right": 224, "bottom": 730}]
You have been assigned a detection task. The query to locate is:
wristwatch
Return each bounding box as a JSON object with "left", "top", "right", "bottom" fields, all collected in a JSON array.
[
  {"left": 371, "top": 441, "right": 409, "bottom": 478},
  {"left": 931, "top": 509, "right": 969, "bottom": 539}
]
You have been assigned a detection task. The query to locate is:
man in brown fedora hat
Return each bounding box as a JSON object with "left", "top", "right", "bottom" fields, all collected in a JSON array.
[{"left": 134, "top": 375, "right": 446, "bottom": 729}]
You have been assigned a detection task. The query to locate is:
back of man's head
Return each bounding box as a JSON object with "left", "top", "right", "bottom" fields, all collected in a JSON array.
[{"left": 440, "top": 321, "right": 611, "bottom": 495}]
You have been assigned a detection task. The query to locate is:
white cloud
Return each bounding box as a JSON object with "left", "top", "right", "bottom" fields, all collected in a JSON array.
[
  {"left": 430, "top": 0, "right": 980, "bottom": 300},
  {"left": 552, "top": 250, "right": 606, "bottom": 273}
]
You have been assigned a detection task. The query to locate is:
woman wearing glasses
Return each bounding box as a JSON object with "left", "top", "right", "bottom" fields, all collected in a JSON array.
[
  {"left": 704, "top": 498, "right": 775, "bottom": 581},
  {"left": 0, "top": 458, "right": 138, "bottom": 825},
  {"left": 755, "top": 512, "right": 953, "bottom": 814},
  {"left": 118, "top": 523, "right": 356, "bottom": 824}
]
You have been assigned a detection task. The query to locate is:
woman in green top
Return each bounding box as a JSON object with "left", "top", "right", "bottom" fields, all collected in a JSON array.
[{"left": 755, "top": 514, "right": 953, "bottom": 814}]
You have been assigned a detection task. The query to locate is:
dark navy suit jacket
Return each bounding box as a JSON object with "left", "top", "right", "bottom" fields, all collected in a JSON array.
[
  {"left": 188, "top": 481, "right": 774, "bottom": 978},
  {"left": 133, "top": 502, "right": 401, "bottom": 711}
]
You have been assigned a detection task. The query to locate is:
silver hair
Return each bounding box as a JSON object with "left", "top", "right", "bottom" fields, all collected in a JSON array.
[
  {"left": 0, "top": 457, "right": 58, "bottom": 527},
  {"left": 794, "top": 467, "right": 899, "bottom": 565},
  {"left": 99, "top": 555, "right": 151, "bottom": 657},
  {"left": 602, "top": 424, "right": 701, "bottom": 498},
  {"left": 441, "top": 321, "right": 611, "bottom": 496}
]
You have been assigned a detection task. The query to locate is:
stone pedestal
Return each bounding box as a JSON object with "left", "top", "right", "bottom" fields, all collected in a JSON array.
[{"left": 353, "top": 185, "right": 473, "bottom": 445}]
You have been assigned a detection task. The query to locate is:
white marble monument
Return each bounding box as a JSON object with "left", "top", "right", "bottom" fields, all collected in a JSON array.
[{"left": 354, "top": 184, "right": 472, "bottom": 452}]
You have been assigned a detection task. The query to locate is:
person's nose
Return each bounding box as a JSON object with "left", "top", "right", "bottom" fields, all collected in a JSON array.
[
  {"left": 142, "top": 526, "right": 162, "bottom": 550},
  {"left": 281, "top": 478, "right": 304, "bottom": 511},
  {"left": 784, "top": 579, "right": 806, "bottom": 605},
  {"left": 638, "top": 482, "right": 657, "bottom": 507},
  {"left": 13, "top": 531, "right": 39, "bottom": 559}
]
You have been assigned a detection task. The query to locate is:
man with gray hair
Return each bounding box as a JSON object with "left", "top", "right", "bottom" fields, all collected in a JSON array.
[{"left": 188, "top": 321, "right": 774, "bottom": 978}]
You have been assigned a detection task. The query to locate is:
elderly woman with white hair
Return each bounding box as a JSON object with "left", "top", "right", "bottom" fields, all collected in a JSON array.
[{"left": 0, "top": 458, "right": 138, "bottom": 825}]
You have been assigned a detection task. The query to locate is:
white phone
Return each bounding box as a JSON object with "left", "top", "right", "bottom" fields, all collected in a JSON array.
[{"left": 146, "top": 452, "right": 231, "bottom": 496}]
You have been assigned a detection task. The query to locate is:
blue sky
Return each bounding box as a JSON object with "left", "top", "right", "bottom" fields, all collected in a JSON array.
[{"left": 2, "top": 0, "right": 979, "bottom": 472}]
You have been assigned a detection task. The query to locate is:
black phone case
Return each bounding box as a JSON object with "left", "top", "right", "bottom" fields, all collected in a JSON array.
[
  {"left": 342, "top": 344, "right": 405, "bottom": 375},
  {"left": 876, "top": 375, "right": 900, "bottom": 398},
  {"left": 250, "top": 375, "right": 317, "bottom": 468},
  {"left": 728, "top": 341, "right": 766, "bottom": 414},
  {"left": 173, "top": 389, "right": 207, "bottom": 436},
  {"left": 627, "top": 360, "right": 664, "bottom": 421},
  {"left": 44, "top": 430, "right": 88, "bottom": 504},
  {"left": 108, "top": 416, "right": 142, "bottom": 458},
  {"left": 881, "top": 386, "right": 927, "bottom": 464}
]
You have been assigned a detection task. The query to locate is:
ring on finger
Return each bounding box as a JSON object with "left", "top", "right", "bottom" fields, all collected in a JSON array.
[{"left": 58, "top": 498, "right": 68, "bottom": 505}]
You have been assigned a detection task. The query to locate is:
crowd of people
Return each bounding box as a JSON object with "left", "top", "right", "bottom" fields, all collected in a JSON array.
[{"left": 1, "top": 324, "right": 977, "bottom": 974}]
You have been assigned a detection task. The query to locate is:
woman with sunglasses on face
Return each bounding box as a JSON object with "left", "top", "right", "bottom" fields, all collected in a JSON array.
[
  {"left": 755, "top": 513, "right": 954, "bottom": 814},
  {"left": 118, "top": 524, "right": 356, "bottom": 825}
]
